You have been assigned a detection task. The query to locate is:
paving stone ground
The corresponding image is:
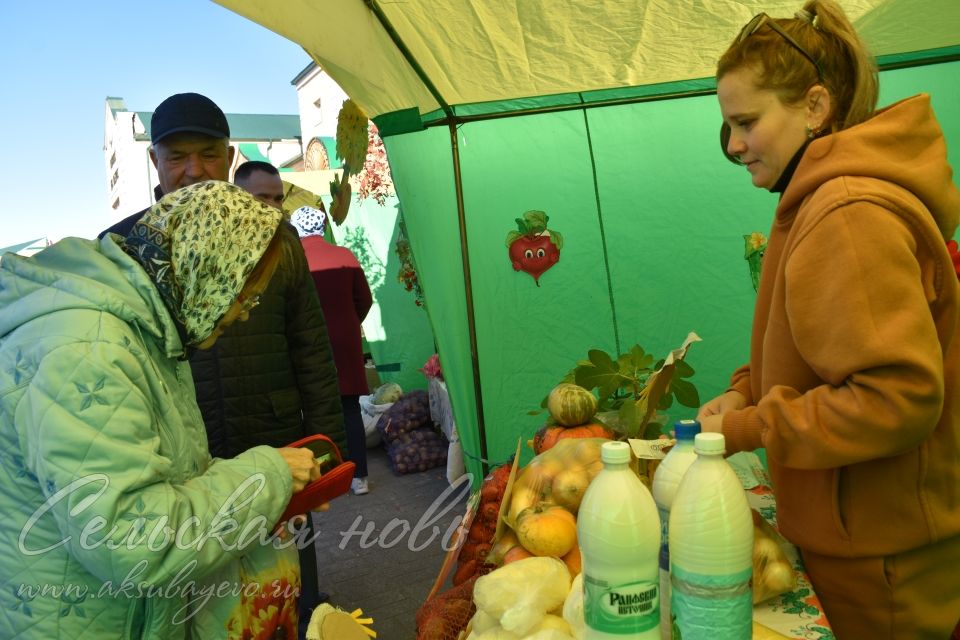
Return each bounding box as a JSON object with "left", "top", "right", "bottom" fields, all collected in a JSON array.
[{"left": 305, "top": 443, "right": 470, "bottom": 639}]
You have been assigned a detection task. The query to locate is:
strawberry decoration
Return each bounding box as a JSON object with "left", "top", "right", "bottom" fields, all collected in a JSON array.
[{"left": 505, "top": 210, "right": 563, "bottom": 286}]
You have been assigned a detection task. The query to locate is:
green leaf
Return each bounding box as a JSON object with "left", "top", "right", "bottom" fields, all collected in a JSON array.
[
  {"left": 618, "top": 346, "right": 655, "bottom": 381},
  {"left": 505, "top": 230, "right": 523, "bottom": 248},
  {"left": 634, "top": 394, "right": 649, "bottom": 428},
  {"left": 673, "top": 359, "right": 695, "bottom": 378},
  {"left": 657, "top": 393, "right": 674, "bottom": 410},
  {"left": 573, "top": 366, "right": 597, "bottom": 392},
  {"left": 587, "top": 349, "right": 617, "bottom": 370},
  {"left": 521, "top": 210, "right": 548, "bottom": 233},
  {"left": 618, "top": 400, "right": 640, "bottom": 438},
  {"left": 549, "top": 229, "right": 564, "bottom": 250},
  {"left": 671, "top": 377, "right": 701, "bottom": 407},
  {"left": 629, "top": 345, "right": 655, "bottom": 371},
  {"left": 597, "top": 396, "right": 617, "bottom": 412},
  {"left": 643, "top": 421, "right": 666, "bottom": 439},
  {"left": 515, "top": 217, "right": 528, "bottom": 233},
  {"left": 576, "top": 350, "right": 623, "bottom": 399}
]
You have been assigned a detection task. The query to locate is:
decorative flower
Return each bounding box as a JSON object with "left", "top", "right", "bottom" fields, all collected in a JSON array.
[
  {"left": 743, "top": 232, "right": 768, "bottom": 293},
  {"left": 355, "top": 123, "right": 394, "bottom": 206},
  {"left": 225, "top": 555, "right": 300, "bottom": 639},
  {"left": 747, "top": 231, "right": 768, "bottom": 252},
  {"left": 419, "top": 353, "right": 443, "bottom": 380},
  {"left": 395, "top": 234, "right": 425, "bottom": 308}
]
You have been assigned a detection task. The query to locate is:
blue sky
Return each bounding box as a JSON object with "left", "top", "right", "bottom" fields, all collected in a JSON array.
[{"left": 0, "top": 1, "right": 310, "bottom": 249}]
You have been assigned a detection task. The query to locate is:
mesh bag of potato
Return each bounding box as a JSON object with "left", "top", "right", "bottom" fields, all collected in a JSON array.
[{"left": 415, "top": 573, "right": 480, "bottom": 640}]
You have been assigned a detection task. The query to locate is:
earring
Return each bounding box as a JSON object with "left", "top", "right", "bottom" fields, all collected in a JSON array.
[{"left": 806, "top": 123, "right": 821, "bottom": 139}]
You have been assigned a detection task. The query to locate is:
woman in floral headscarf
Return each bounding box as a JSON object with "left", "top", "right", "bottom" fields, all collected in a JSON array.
[{"left": 0, "top": 181, "right": 319, "bottom": 639}]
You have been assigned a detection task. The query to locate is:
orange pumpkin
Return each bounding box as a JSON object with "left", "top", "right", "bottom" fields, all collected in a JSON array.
[
  {"left": 515, "top": 503, "right": 578, "bottom": 557},
  {"left": 533, "top": 423, "right": 614, "bottom": 454},
  {"left": 547, "top": 383, "right": 599, "bottom": 426}
]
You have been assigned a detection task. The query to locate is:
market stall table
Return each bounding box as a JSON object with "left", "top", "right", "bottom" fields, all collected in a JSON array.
[
  {"left": 424, "top": 448, "right": 835, "bottom": 640},
  {"left": 728, "top": 452, "right": 834, "bottom": 640}
]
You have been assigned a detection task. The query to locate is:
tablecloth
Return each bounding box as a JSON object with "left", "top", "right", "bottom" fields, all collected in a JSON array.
[{"left": 729, "top": 452, "right": 836, "bottom": 640}]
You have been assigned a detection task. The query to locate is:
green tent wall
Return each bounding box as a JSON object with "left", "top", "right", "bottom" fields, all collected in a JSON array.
[
  {"left": 332, "top": 195, "right": 437, "bottom": 394},
  {"left": 383, "top": 62, "right": 960, "bottom": 479},
  {"left": 216, "top": 0, "right": 960, "bottom": 483}
]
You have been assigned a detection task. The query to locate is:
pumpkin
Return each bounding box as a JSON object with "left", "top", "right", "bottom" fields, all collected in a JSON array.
[
  {"left": 533, "top": 423, "right": 614, "bottom": 455},
  {"left": 515, "top": 503, "right": 578, "bottom": 557},
  {"left": 546, "top": 383, "right": 599, "bottom": 426}
]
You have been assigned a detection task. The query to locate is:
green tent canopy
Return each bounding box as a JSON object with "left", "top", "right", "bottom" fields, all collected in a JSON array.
[{"left": 216, "top": 0, "right": 960, "bottom": 483}]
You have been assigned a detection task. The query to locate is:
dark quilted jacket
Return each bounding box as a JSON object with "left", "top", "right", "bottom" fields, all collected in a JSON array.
[{"left": 189, "top": 223, "right": 348, "bottom": 458}]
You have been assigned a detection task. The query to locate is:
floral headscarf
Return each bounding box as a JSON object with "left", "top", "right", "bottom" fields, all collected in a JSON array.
[
  {"left": 290, "top": 206, "right": 326, "bottom": 238},
  {"left": 121, "top": 181, "right": 282, "bottom": 345}
]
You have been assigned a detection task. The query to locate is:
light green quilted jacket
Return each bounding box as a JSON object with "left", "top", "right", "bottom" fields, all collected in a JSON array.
[{"left": 0, "top": 237, "right": 294, "bottom": 638}]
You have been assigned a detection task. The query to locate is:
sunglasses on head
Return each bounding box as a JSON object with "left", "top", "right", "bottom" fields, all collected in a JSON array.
[
  {"left": 720, "top": 13, "right": 825, "bottom": 164},
  {"left": 737, "top": 13, "right": 824, "bottom": 82}
]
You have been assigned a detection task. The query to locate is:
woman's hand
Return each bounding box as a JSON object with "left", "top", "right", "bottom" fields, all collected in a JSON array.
[
  {"left": 697, "top": 390, "right": 747, "bottom": 419},
  {"left": 698, "top": 414, "right": 724, "bottom": 433},
  {"left": 277, "top": 447, "right": 322, "bottom": 493}
]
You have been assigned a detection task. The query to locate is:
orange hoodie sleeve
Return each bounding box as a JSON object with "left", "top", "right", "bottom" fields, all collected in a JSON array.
[{"left": 726, "top": 195, "right": 945, "bottom": 470}]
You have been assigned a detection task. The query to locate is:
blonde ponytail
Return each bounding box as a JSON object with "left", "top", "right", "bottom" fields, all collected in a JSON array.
[{"left": 802, "top": 0, "right": 878, "bottom": 130}]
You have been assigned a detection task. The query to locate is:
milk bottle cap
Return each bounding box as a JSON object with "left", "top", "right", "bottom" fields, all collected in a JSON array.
[
  {"left": 693, "top": 432, "right": 726, "bottom": 455},
  {"left": 674, "top": 419, "right": 701, "bottom": 441},
  {"left": 600, "top": 440, "right": 631, "bottom": 464}
]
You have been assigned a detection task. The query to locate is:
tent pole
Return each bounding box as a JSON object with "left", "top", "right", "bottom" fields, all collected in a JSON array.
[
  {"left": 581, "top": 108, "right": 621, "bottom": 357},
  {"left": 365, "top": 0, "right": 490, "bottom": 472},
  {"left": 447, "top": 122, "right": 490, "bottom": 476},
  {"left": 363, "top": 0, "right": 455, "bottom": 118}
]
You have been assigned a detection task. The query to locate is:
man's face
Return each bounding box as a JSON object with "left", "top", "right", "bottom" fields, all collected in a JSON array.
[
  {"left": 236, "top": 170, "right": 285, "bottom": 210},
  {"left": 150, "top": 133, "right": 235, "bottom": 194}
]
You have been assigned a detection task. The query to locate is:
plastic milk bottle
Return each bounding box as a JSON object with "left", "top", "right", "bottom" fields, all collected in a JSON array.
[
  {"left": 669, "top": 432, "right": 753, "bottom": 639},
  {"left": 577, "top": 440, "right": 662, "bottom": 639},
  {"left": 651, "top": 419, "right": 701, "bottom": 639}
]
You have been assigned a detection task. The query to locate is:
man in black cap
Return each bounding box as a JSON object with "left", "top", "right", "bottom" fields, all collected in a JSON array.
[
  {"left": 99, "top": 93, "right": 344, "bottom": 636},
  {"left": 99, "top": 92, "right": 236, "bottom": 237}
]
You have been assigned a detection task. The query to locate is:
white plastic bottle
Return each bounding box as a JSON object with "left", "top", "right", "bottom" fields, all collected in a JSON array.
[
  {"left": 668, "top": 432, "right": 753, "bottom": 639},
  {"left": 651, "top": 419, "right": 701, "bottom": 639},
  {"left": 577, "top": 440, "right": 662, "bottom": 639}
]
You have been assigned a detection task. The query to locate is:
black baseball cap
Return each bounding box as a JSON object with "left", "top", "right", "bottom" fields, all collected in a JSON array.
[{"left": 150, "top": 92, "right": 230, "bottom": 145}]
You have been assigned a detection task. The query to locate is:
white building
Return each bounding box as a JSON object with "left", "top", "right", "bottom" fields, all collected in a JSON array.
[
  {"left": 0, "top": 238, "right": 49, "bottom": 257},
  {"left": 291, "top": 62, "right": 349, "bottom": 171},
  {"left": 102, "top": 97, "right": 304, "bottom": 221}
]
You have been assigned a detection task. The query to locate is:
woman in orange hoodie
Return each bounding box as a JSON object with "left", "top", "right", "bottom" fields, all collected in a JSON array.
[{"left": 699, "top": 1, "right": 960, "bottom": 638}]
